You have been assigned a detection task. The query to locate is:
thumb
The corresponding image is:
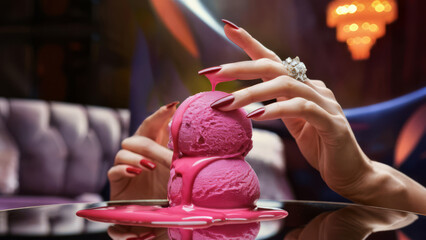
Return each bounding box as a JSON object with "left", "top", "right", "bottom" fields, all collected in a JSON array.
[{"left": 135, "top": 101, "right": 179, "bottom": 141}]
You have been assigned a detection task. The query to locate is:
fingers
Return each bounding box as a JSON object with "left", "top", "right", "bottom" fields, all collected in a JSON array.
[
  {"left": 222, "top": 19, "right": 281, "bottom": 62},
  {"left": 108, "top": 146, "right": 167, "bottom": 183},
  {"left": 108, "top": 164, "right": 141, "bottom": 183},
  {"left": 121, "top": 136, "right": 173, "bottom": 168},
  {"left": 109, "top": 102, "right": 176, "bottom": 184},
  {"left": 108, "top": 149, "right": 154, "bottom": 182},
  {"left": 248, "top": 98, "right": 340, "bottom": 133},
  {"left": 212, "top": 75, "right": 334, "bottom": 112},
  {"left": 306, "top": 80, "right": 337, "bottom": 101},
  {"left": 135, "top": 102, "right": 178, "bottom": 140},
  {"left": 218, "top": 58, "right": 287, "bottom": 81},
  {"left": 114, "top": 149, "right": 157, "bottom": 170}
]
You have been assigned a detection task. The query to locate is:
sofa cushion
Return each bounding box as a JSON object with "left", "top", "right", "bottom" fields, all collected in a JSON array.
[{"left": 0, "top": 113, "right": 19, "bottom": 195}]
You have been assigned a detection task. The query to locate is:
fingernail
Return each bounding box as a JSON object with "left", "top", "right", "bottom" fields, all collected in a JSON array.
[
  {"left": 246, "top": 107, "right": 265, "bottom": 118},
  {"left": 210, "top": 95, "right": 235, "bottom": 109},
  {"left": 198, "top": 66, "right": 222, "bottom": 75},
  {"left": 166, "top": 101, "right": 179, "bottom": 109},
  {"left": 221, "top": 19, "right": 239, "bottom": 29},
  {"left": 140, "top": 159, "right": 156, "bottom": 170},
  {"left": 126, "top": 167, "right": 142, "bottom": 175}
]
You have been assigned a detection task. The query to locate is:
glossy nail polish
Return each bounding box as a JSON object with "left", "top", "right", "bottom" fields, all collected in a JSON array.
[
  {"left": 166, "top": 101, "right": 179, "bottom": 109},
  {"left": 140, "top": 159, "right": 156, "bottom": 170},
  {"left": 221, "top": 19, "right": 239, "bottom": 29},
  {"left": 198, "top": 66, "right": 222, "bottom": 75},
  {"left": 246, "top": 107, "right": 265, "bottom": 118},
  {"left": 210, "top": 95, "right": 235, "bottom": 109},
  {"left": 126, "top": 167, "right": 142, "bottom": 175}
]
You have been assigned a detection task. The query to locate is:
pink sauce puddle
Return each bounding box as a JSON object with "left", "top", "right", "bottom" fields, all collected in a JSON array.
[{"left": 76, "top": 73, "right": 287, "bottom": 233}]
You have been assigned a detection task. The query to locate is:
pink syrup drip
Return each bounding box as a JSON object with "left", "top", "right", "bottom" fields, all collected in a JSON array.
[
  {"left": 203, "top": 71, "right": 236, "bottom": 91},
  {"left": 76, "top": 74, "right": 288, "bottom": 234}
]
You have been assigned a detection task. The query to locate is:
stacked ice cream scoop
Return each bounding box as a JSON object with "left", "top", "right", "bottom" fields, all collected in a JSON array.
[{"left": 167, "top": 91, "right": 260, "bottom": 208}]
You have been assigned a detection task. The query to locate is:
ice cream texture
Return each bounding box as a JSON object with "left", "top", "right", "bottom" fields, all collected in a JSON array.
[
  {"left": 169, "top": 91, "right": 253, "bottom": 157},
  {"left": 168, "top": 91, "right": 260, "bottom": 208}
]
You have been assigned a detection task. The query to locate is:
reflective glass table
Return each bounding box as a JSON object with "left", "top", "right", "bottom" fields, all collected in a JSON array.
[{"left": 0, "top": 200, "right": 425, "bottom": 239}]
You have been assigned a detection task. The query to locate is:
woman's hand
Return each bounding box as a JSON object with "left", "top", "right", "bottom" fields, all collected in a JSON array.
[
  {"left": 108, "top": 102, "right": 178, "bottom": 201},
  {"left": 203, "top": 20, "right": 372, "bottom": 200},
  {"left": 202, "top": 20, "right": 426, "bottom": 214}
]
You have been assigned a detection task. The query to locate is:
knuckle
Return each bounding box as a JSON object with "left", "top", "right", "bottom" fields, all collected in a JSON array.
[
  {"left": 107, "top": 168, "right": 112, "bottom": 179},
  {"left": 121, "top": 137, "right": 131, "bottom": 148},
  {"left": 316, "top": 80, "right": 326, "bottom": 87},
  {"left": 257, "top": 58, "right": 274, "bottom": 66},
  {"left": 310, "top": 79, "right": 326, "bottom": 88},
  {"left": 265, "top": 49, "right": 277, "bottom": 59},
  {"left": 243, "top": 87, "right": 257, "bottom": 103},
  {"left": 326, "top": 98, "right": 343, "bottom": 113},
  {"left": 330, "top": 115, "right": 351, "bottom": 137},
  {"left": 256, "top": 58, "right": 277, "bottom": 73},
  {"left": 107, "top": 168, "right": 115, "bottom": 179},
  {"left": 302, "top": 100, "right": 317, "bottom": 112},
  {"left": 278, "top": 77, "right": 296, "bottom": 93},
  {"left": 115, "top": 149, "right": 127, "bottom": 162},
  {"left": 323, "top": 88, "right": 334, "bottom": 97},
  {"left": 138, "top": 137, "right": 153, "bottom": 150},
  {"left": 142, "top": 115, "right": 154, "bottom": 126},
  {"left": 293, "top": 97, "right": 307, "bottom": 107}
]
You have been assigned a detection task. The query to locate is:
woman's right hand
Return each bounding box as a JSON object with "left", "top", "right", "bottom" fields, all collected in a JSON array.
[
  {"left": 204, "top": 20, "right": 372, "bottom": 202},
  {"left": 202, "top": 20, "right": 426, "bottom": 214},
  {"left": 108, "top": 102, "right": 178, "bottom": 201}
]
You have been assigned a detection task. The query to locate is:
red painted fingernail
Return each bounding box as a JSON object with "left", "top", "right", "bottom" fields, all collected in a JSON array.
[
  {"left": 210, "top": 95, "right": 235, "bottom": 109},
  {"left": 246, "top": 107, "right": 265, "bottom": 118},
  {"left": 166, "top": 101, "right": 179, "bottom": 109},
  {"left": 198, "top": 66, "right": 222, "bottom": 75},
  {"left": 126, "top": 167, "right": 142, "bottom": 175},
  {"left": 140, "top": 159, "right": 156, "bottom": 170},
  {"left": 221, "top": 19, "right": 239, "bottom": 29}
]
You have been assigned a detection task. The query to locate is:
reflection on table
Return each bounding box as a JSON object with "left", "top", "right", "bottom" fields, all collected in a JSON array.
[{"left": 0, "top": 200, "right": 425, "bottom": 239}]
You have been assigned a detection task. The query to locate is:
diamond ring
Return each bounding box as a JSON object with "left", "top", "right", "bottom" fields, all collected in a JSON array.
[{"left": 283, "top": 56, "right": 308, "bottom": 82}]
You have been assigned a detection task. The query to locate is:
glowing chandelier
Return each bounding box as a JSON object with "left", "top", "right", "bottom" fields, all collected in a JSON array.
[{"left": 327, "top": 0, "right": 397, "bottom": 60}]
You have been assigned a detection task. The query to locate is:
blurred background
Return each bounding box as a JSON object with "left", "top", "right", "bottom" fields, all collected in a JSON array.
[
  {"left": 0, "top": 0, "right": 425, "bottom": 208},
  {"left": 0, "top": 0, "right": 425, "bottom": 112}
]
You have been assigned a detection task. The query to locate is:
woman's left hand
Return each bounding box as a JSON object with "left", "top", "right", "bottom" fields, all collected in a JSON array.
[{"left": 108, "top": 104, "right": 176, "bottom": 201}]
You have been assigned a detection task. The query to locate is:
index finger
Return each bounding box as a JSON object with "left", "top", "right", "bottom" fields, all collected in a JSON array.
[
  {"left": 135, "top": 102, "right": 178, "bottom": 139},
  {"left": 222, "top": 19, "right": 281, "bottom": 63}
]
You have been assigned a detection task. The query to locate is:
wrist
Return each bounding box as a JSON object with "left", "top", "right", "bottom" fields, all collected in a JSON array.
[
  {"left": 335, "top": 155, "right": 375, "bottom": 202},
  {"left": 342, "top": 160, "right": 407, "bottom": 208}
]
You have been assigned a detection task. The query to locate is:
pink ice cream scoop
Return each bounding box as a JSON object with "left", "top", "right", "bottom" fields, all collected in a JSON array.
[
  {"left": 168, "top": 91, "right": 260, "bottom": 208},
  {"left": 168, "top": 91, "right": 253, "bottom": 157},
  {"left": 168, "top": 159, "right": 260, "bottom": 208}
]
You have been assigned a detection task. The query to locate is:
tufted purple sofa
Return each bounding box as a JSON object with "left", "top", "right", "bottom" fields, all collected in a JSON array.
[{"left": 0, "top": 98, "right": 130, "bottom": 210}]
